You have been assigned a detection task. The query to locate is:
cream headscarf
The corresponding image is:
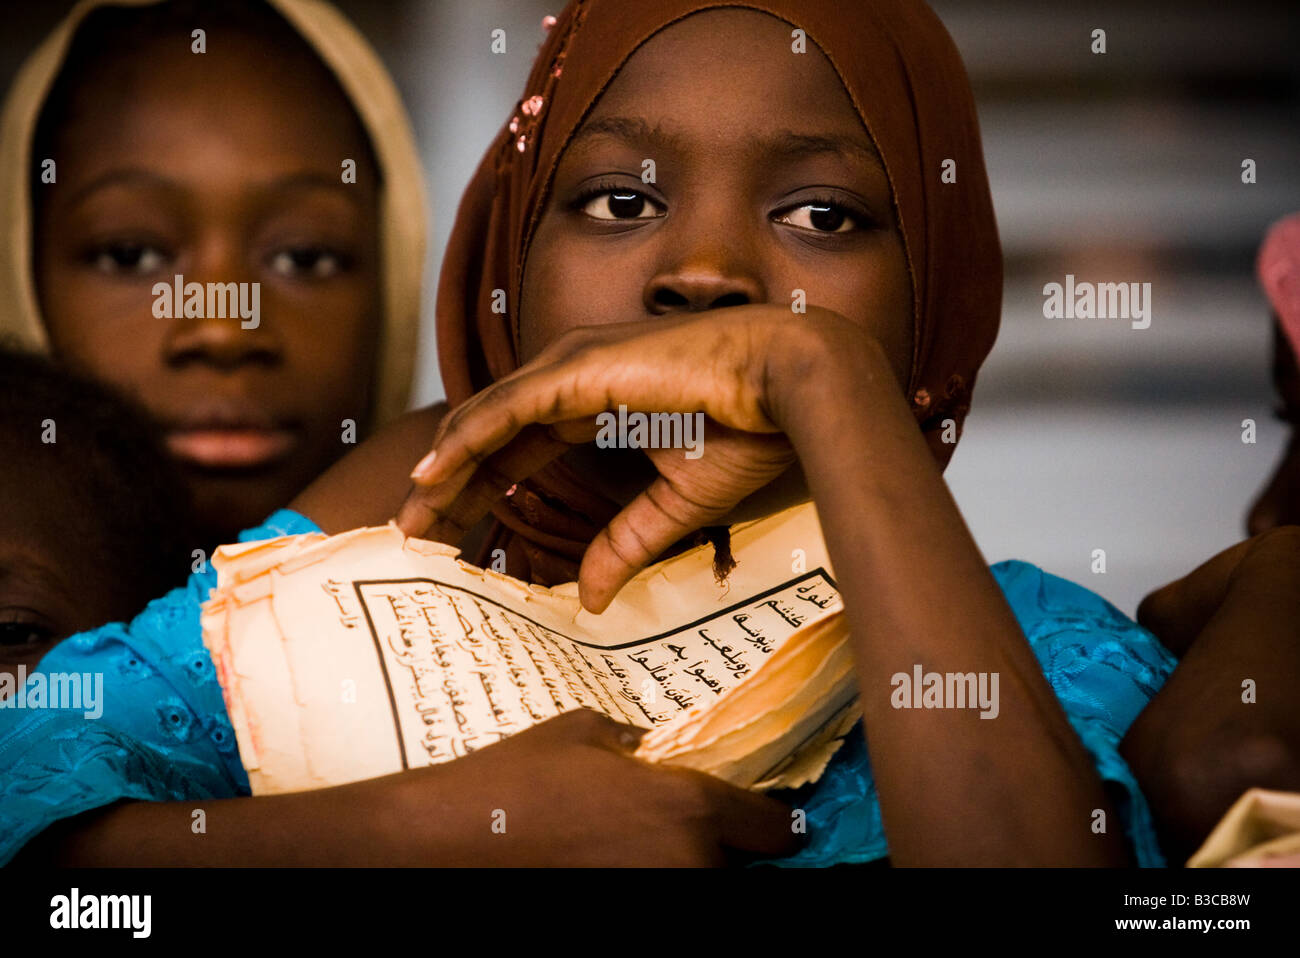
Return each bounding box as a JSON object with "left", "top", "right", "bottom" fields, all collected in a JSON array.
[{"left": 0, "top": 0, "right": 427, "bottom": 427}]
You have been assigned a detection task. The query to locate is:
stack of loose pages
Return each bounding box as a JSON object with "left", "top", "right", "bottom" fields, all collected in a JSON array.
[{"left": 201, "top": 501, "right": 858, "bottom": 795}]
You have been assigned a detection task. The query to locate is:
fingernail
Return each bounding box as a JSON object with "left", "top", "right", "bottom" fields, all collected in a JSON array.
[{"left": 410, "top": 449, "right": 438, "bottom": 481}]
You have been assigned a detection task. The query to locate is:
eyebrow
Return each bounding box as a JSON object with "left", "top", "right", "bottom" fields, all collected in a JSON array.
[
  {"left": 764, "top": 132, "right": 885, "bottom": 169},
  {"left": 569, "top": 115, "right": 885, "bottom": 172},
  {"left": 267, "top": 171, "right": 368, "bottom": 200},
  {"left": 62, "top": 169, "right": 183, "bottom": 210},
  {"left": 63, "top": 168, "right": 365, "bottom": 211},
  {"left": 0, "top": 550, "right": 74, "bottom": 601},
  {"left": 569, "top": 115, "right": 687, "bottom": 151}
]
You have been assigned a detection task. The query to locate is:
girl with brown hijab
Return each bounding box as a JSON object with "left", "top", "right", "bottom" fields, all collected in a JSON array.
[
  {"left": 4, "top": 0, "right": 1173, "bottom": 866},
  {"left": 400, "top": 0, "right": 1175, "bottom": 865},
  {"left": 429, "top": 0, "right": 1000, "bottom": 588}
]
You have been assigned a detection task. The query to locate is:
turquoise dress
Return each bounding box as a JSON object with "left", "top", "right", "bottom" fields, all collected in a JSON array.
[{"left": 0, "top": 510, "right": 1176, "bottom": 866}]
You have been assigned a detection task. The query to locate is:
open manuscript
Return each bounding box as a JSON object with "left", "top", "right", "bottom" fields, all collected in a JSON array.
[{"left": 200, "top": 502, "right": 860, "bottom": 795}]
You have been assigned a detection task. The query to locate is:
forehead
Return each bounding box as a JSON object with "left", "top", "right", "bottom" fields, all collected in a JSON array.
[
  {"left": 49, "top": 34, "right": 368, "bottom": 184},
  {"left": 0, "top": 444, "right": 102, "bottom": 576},
  {"left": 581, "top": 8, "right": 871, "bottom": 150},
  {"left": 0, "top": 442, "right": 135, "bottom": 632}
]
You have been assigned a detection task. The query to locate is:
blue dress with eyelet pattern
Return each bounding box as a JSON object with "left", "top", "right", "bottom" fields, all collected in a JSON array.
[{"left": 0, "top": 510, "right": 1176, "bottom": 866}]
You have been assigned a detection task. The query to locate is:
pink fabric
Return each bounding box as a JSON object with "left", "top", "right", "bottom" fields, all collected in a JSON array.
[{"left": 1258, "top": 212, "right": 1300, "bottom": 359}]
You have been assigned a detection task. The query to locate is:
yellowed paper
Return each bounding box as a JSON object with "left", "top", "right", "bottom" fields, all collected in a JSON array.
[
  {"left": 1187, "top": 788, "right": 1300, "bottom": 867},
  {"left": 202, "top": 502, "right": 858, "bottom": 795}
]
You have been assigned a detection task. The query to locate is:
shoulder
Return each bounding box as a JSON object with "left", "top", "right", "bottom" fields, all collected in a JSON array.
[
  {"left": 989, "top": 561, "right": 1180, "bottom": 865},
  {"left": 374, "top": 401, "right": 452, "bottom": 445},
  {"left": 990, "top": 559, "right": 1176, "bottom": 721},
  {"left": 30, "top": 512, "right": 316, "bottom": 782},
  {"left": 35, "top": 575, "right": 230, "bottom": 752},
  {"left": 990, "top": 559, "right": 1134, "bottom": 632},
  {"left": 290, "top": 401, "right": 451, "bottom": 533}
]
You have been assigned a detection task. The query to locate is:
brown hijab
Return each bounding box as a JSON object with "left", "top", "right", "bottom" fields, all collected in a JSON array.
[{"left": 437, "top": 0, "right": 1002, "bottom": 585}]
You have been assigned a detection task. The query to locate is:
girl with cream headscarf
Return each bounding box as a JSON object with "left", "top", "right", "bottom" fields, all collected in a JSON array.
[
  {"left": 0, "top": 0, "right": 445, "bottom": 865},
  {"left": 0, "top": 0, "right": 425, "bottom": 549}
]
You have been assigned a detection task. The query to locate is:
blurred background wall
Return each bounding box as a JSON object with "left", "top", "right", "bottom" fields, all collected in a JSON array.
[{"left": 4, "top": 0, "right": 1298, "bottom": 614}]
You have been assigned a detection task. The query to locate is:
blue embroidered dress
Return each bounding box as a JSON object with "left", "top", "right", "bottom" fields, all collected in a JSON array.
[{"left": 0, "top": 510, "right": 1176, "bottom": 866}]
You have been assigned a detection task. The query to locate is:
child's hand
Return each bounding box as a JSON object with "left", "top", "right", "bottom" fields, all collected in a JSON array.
[
  {"left": 397, "top": 709, "right": 799, "bottom": 866},
  {"left": 26, "top": 708, "right": 798, "bottom": 866},
  {"left": 398, "top": 305, "right": 891, "bottom": 610}
]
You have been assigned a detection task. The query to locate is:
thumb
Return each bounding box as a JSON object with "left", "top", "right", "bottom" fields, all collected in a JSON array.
[{"left": 543, "top": 709, "right": 647, "bottom": 752}]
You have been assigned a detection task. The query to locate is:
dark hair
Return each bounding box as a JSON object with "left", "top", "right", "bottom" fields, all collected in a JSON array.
[{"left": 0, "top": 345, "right": 194, "bottom": 612}]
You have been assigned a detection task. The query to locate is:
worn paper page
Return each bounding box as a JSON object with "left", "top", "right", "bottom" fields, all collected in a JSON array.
[
  {"left": 1188, "top": 788, "right": 1300, "bottom": 867},
  {"left": 202, "top": 501, "right": 854, "bottom": 795}
]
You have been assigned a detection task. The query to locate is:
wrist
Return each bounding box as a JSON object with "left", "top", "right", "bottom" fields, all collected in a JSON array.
[{"left": 766, "top": 319, "right": 903, "bottom": 441}]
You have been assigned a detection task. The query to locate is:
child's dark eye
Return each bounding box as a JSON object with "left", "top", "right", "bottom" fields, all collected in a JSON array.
[
  {"left": 269, "top": 246, "right": 345, "bottom": 278},
  {"left": 89, "top": 241, "right": 168, "bottom": 275},
  {"left": 580, "top": 190, "right": 664, "bottom": 221},
  {"left": 0, "top": 620, "right": 55, "bottom": 653},
  {"left": 775, "top": 201, "right": 861, "bottom": 234}
]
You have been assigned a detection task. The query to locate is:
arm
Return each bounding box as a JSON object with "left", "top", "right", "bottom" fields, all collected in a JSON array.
[
  {"left": 9, "top": 406, "right": 796, "bottom": 867},
  {"left": 15, "top": 711, "right": 797, "bottom": 866},
  {"left": 19, "top": 779, "right": 420, "bottom": 868},
  {"left": 773, "top": 329, "right": 1124, "bottom": 865},
  {"left": 400, "top": 308, "right": 1127, "bottom": 865},
  {"left": 290, "top": 403, "right": 449, "bottom": 535}
]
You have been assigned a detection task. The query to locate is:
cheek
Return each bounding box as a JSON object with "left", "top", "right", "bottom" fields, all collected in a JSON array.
[
  {"left": 519, "top": 227, "right": 587, "bottom": 363},
  {"left": 273, "top": 283, "right": 376, "bottom": 375},
  {"left": 37, "top": 265, "right": 167, "bottom": 389},
  {"left": 264, "top": 284, "right": 380, "bottom": 431},
  {"left": 519, "top": 222, "right": 644, "bottom": 362},
  {"left": 797, "top": 240, "right": 913, "bottom": 388}
]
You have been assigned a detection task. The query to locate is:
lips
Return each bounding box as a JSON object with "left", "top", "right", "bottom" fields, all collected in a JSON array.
[{"left": 163, "top": 402, "right": 301, "bottom": 470}]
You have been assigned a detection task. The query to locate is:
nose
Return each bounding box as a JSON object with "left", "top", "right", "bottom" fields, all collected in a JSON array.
[
  {"left": 162, "top": 235, "right": 281, "bottom": 370},
  {"left": 643, "top": 238, "right": 765, "bottom": 315}
]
